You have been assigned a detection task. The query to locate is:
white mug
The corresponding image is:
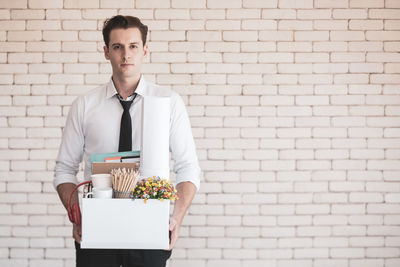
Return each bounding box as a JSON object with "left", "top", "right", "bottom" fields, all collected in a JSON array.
[
  {"left": 91, "top": 174, "right": 112, "bottom": 189},
  {"left": 87, "top": 187, "right": 113, "bottom": 199}
]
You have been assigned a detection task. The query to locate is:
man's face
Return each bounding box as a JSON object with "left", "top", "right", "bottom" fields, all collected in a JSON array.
[{"left": 104, "top": 27, "right": 148, "bottom": 79}]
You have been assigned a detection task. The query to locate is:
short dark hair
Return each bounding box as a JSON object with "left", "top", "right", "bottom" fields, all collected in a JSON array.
[{"left": 102, "top": 15, "right": 148, "bottom": 47}]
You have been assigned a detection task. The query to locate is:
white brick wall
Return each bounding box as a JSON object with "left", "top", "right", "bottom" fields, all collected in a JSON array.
[{"left": 0, "top": 0, "right": 399, "bottom": 266}]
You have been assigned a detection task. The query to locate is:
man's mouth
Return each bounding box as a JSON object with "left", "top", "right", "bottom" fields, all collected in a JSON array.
[{"left": 120, "top": 63, "right": 134, "bottom": 68}]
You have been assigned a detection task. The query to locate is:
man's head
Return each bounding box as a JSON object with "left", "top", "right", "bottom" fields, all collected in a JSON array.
[
  {"left": 102, "top": 15, "right": 148, "bottom": 48},
  {"left": 102, "top": 16, "right": 149, "bottom": 81}
]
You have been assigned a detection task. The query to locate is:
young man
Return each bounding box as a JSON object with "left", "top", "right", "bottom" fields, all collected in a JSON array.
[{"left": 54, "top": 15, "right": 200, "bottom": 267}]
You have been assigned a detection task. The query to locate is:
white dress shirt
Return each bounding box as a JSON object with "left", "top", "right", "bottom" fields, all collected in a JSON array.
[{"left": 53, "top": 76, "right": 201, "bottom": 190}]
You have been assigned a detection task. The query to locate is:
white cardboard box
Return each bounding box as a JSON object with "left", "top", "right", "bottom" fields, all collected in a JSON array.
[{"left": 81, "top": 198, "right": 170, "bottom": 249}]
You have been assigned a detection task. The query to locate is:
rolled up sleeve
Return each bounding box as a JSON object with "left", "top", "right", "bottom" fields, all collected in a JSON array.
[
  {"left": 169, "top": 93, "right": 201, "bottom": 191},
  {"left": 53, "top": 96, "right": 85, "bottom": 189}
]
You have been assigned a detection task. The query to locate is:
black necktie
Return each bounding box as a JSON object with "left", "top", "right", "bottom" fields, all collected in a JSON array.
[{"left": 118, "top": 99, "right": 133, "bottom": 152}]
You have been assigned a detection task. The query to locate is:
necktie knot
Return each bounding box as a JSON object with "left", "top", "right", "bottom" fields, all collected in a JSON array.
[{"left": 120, "top": 99, "right": 133, "bottom": 111}]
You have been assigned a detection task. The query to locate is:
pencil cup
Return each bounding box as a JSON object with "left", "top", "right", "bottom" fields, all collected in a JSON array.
[{"left": 113, "top": 189, "right": 131, "bottom": 199}]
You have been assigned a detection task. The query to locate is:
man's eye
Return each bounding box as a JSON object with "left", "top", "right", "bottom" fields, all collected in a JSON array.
[
  {"left": 130, "top": 45, "right": 137, "bottom": 49},
  {"left": 113, "top": 45, "right": 120, "bottom": 50}
]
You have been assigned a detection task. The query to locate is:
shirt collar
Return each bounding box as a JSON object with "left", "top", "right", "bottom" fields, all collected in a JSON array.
[{"left": 106, "top": 75, "right": 147, "bottom": 99}]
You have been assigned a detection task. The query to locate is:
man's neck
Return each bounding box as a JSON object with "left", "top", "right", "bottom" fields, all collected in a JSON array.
[{"left": 112, "top": 75, "right": 141, "bottom": 100}]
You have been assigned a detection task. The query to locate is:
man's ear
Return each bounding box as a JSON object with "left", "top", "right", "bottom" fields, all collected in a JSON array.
[
  {"left": 143, "top": 44, "right": 148, "bottom": 57},
  {"left": 104, "top": 45, "right": 110, "bottom": 60}
]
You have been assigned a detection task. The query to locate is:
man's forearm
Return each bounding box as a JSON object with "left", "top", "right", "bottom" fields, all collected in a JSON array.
[
  {"left": 56, "top": 183, "right": 79, "bottom": 211},
  {"left": 172, "top": 181, "right": 197, "bottom": 223},
  {"left": 57, "top": 182, "right": 82, "bottom": 242}
]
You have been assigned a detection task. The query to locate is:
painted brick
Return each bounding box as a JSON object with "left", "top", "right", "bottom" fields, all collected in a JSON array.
[
  {"left": 223, "top": 31, "right": 258, "bottom": 41},
  {"left": 294, "top": 248, "right": 329, "bottom": 258},
  {"left": 172, "top": 0, "right": 205, "bottom": 8},
  {"left": 223, "top": 249, "right": 257, "bottom": 259},
  {"left": 62, "top": 20, "right": 97, "bottom": 30},
  {"left": 81, "top": 9, "right": 116, "bottom": 19},
  {"left": 155, "top": 9, "right": 189, "bottom": 20},
  {"left": 351, "top": 0, "right": 383, "bottom": 7},
  {"left": 279, "top": 0, "right": 312, "bottom": 8},
  {"left": 100, "top": 0, "right": 133, "bottom": 8},
  {"left": 349, "top": 41, "right": 383, "bottom": 52},
  {"left": 313, "top": 42, "right": 347, "bottom": 52},
  {"left": 331, "top": 248, "right": 365, "bottom": 258},
  {"left": 314, "top": 20, "right": 348, "bottom": 30},
  {"left": 43, "top": 31, "right": 77, "bottom": 41},
  {"left": 385, "top": 20, "right": 400, "bottom": 30},
  {"left": 64, "top": 0, "right": 99, "bottom": 8},
  {"left": 27, "top": 41, "right": 60, "bottom": 52},
  {"left": 204, "top": 42, "right": 238, "bottom": 52},
  {"left": 315, "top": 0, "right": 349, "bottom": 8},
  {"left": 279, "top": 238, "right": 313, "bottom": 248},
  {"left": 207, "top": 0, "right": 242, "bottom": 8},
  {"left": 0, "top": 21, "right": 25, "bottom": 31},
  {"left": 0, "top": 0, "right": 26, "bottom": 8},
  {"left": 367, "top": 31, "right": 400, "bottom": 41},
  {"left": 136, "top": 0, "right": 170, "bottom": 8},
  {"left": 172, "top": 63, "right": 205, "bottom": 74},
  {"left": 151, "top": 31, "right": 186, "bottom": 41},
  {"left": 277, "top": 42, "right": 312, "bottom": 52},
  {"left": 193, "top": 74, "right": 226, "bottom": 84},
  {"left": 190, "top": 9, "right": 225, "bottom": 19},
  {"left": 333, "top": 9, "right": 367, "bottom": 19},
  {"left": 242, "top": 0, "right": 276, "bottom": 7},
  {"left": 78, "top": 31, "right": 102, "bottom": 41},
  {"left": 45, "top": 9, "right": 81, "bottom": 19},
  {"left": 169, "top": 260, "right": 205, "bottom": 267},
  {"left": 278, "top": 21, "right": 312, "bottom": 31},
  {"left": 9, "top": 9, "right": 40, "bottom": 20},
  {"left": 225, "top": 52, "right": 258, "bottom": 63},
  {"left": 350, "top": 19, "right": 383, "bottom": 30},
  {"left": 294, "top": 31, "right": 329, "bottom": 41},
  {"left": 227, "top": 9, "right": 259, "bottom": 20},
  {"left": 263, "top": 9, "right": 296, "bottom": 19},
  {"left": 206, "top": 63, "right": 241, "bottom": 74},
  {"left": 8, "top": 31, "right": 41, "bottom": 41},
  {"left": 367, "top": 52, "right": 400, "bottom": 62},
  {"left": 0, "top": 42, "right": 25, "bottom": 52},
  {"left": 369, "top": 8, "right": 400, "bottom": 19},
  {"left": 244, "top": 19, "right": 277, "bottom": 30},
  {"left": 0, "top": 10, "right": 9, "bottom": 20},
  {"left": 206, "top": 20, "right": 240, "bottom": 30},
  {"left": 350, "top": 259, "right": 385, "bottom": 267},
  {"left": 171, "top": 20, "right": 204, "bottom": 31},
  {"left": 296, "top": 53, "right": 329, "bottom": 62},
  {"left": 259, "top": 31, "right": 293, "bottom": 41}
]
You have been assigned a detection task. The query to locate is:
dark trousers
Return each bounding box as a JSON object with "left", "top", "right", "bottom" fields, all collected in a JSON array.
[{"left": 75, "top": 242, "right": 172, "bottom": 267}]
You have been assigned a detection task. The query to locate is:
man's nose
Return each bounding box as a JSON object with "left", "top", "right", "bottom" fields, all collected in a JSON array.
[{"left": 122, "top": 47, "right": 131, "bottom": 60}]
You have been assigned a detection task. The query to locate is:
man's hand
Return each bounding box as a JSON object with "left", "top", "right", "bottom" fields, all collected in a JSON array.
[
  {"left": 73, "top": 223, "right": 82, "bottom": 243},
  {"left": 168, "top": 217, "right": 180, "bottom": 250},
  {"left": 168, "top": 181, "right": 197, "bottom": 250},
  {"left": 56, "top": 183, "right": 81, "bottom": 243}
]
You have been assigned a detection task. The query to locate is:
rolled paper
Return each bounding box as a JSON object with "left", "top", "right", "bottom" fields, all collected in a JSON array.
[{"left": 140, "top": 96, "right": 170, "bottom": 180}]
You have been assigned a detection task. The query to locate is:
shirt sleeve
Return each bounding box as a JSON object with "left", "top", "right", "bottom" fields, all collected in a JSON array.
[
  {"left": 169, "top": 92, "right": 201, "bottom": 191},
  {"left": 53, "top": 96, "right": 85, "bottom": 189}
]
